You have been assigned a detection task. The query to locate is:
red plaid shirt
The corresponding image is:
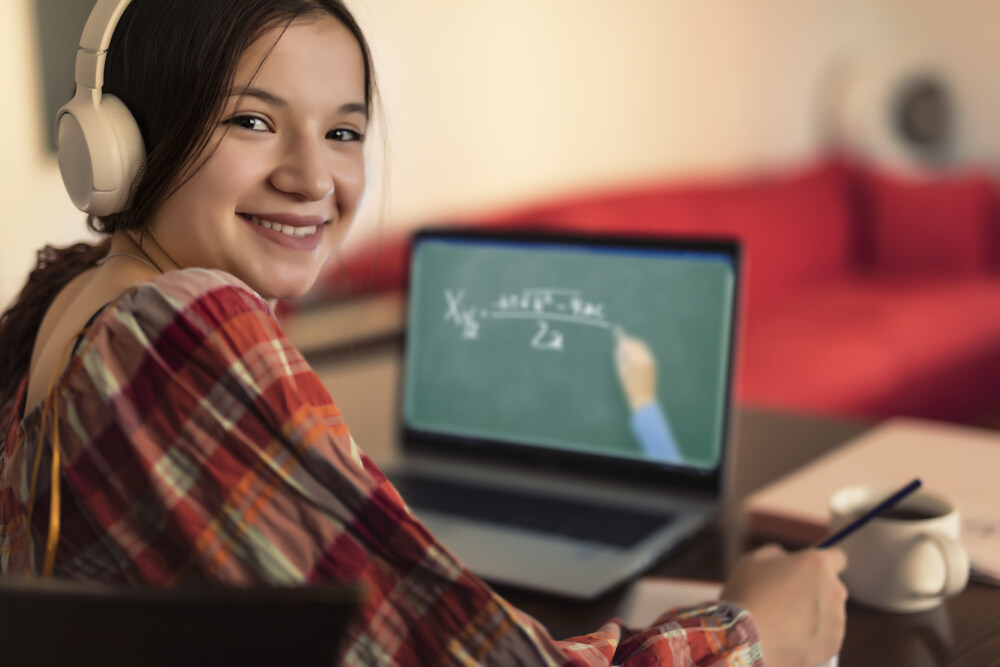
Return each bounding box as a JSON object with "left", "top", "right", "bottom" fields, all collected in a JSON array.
[{"left": 1, "top": 268, "right": 762, "bottom": 665}]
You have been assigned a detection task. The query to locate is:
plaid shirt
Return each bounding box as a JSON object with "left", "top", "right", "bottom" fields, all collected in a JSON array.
[{"left": 1, "top": 268, "right": 762, "bottom": 666}]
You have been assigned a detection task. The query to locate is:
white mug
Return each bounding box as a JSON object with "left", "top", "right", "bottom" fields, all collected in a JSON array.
[{"left": 829, "top": 485, "right": 969, "bottom": 613}]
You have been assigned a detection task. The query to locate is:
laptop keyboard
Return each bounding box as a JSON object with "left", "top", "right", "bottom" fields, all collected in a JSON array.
[{"left": 390, "top": 473, "right": 675, "bottom": 548}]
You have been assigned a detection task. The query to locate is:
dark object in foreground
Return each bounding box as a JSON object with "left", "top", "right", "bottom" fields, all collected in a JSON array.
[{"left": 0, "top": 577, "right": 361, "bottom": 666}]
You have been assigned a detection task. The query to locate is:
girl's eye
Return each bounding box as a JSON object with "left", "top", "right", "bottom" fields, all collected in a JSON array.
[
  {"left": 328, "top": 128, "right": 364, "bottom": 142},
  {"left": 227, "top": 115, "right": 270, "bottom": 132}
]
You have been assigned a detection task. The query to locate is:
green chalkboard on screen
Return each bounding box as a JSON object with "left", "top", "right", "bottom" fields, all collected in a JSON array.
[{"left": 403, "top": 237, "right": 736, "bottom": 469}]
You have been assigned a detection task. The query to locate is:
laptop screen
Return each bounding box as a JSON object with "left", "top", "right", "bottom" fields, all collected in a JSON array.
[{"left": 402, "top": 229, "right": 740, "bottom": 484}]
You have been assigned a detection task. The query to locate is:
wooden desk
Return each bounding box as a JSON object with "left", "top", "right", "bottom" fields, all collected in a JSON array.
[
  {"left": 500, "top": 409, "right": 1000, "bottom": 666},
  {"left": 303, "top": 332, "right": 1000, "bottom": 666}
]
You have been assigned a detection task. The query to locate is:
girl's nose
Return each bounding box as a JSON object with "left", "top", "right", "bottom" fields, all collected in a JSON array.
[{"left": 270, "top": 135, "right": 335, "bottom": 201}]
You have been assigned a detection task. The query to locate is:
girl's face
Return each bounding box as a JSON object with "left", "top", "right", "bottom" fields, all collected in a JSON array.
[{"left": 149, "top": 15, "right": 368, "bottom": 300}]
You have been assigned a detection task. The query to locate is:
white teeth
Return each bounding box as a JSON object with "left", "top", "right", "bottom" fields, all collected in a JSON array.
[{"left": 245, "top": 214, "right": 319, "bottom": 238}]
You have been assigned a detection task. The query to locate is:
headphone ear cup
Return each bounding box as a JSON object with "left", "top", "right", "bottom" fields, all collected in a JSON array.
[
  {"left": 56, "top": 93, "right": 146, "bottom": 216},
  {"left": 100, "top": 94, "right": 146, "bottom": 209}
]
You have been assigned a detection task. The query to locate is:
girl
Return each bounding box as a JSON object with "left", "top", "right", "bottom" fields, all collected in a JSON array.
[{"left": 0, "top": 1, "right": 846, "bottom": 664}]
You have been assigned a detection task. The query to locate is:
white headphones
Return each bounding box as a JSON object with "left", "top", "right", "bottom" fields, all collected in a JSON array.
[{"left": 56, "top": 0, "right": 144, "bottom": 216}]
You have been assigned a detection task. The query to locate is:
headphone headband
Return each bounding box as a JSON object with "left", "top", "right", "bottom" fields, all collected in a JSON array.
[{"left": 75, "top": 0, "right": 132, "bottom": 90}]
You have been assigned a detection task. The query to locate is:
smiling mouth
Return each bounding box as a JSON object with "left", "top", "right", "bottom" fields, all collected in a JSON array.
[{"left": 240, "top": 213, "right": 323, "bottom": 238}]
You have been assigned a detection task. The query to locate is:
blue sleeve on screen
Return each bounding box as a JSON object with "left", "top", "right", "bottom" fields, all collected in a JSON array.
[{"left": 630, "top": 402, "right": 682, "bottom": 463}]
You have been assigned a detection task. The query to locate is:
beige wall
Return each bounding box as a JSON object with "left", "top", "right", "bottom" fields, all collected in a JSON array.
[
  {"left": 830, "top": 0, "right": 1000, "bottom": 169},
  {"left": 344, "top": 0, "right": 862, "bottom": 244},
  {"left": 4, "top": 0, "right": 999, "bottom": 308},
  {"left": 1, "top": 0, "right": 93, "bottom": 310}
]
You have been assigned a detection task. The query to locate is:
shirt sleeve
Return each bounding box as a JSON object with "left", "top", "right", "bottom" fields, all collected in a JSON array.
[
  {"left": 558, "top": 602, "right": 763, "bottom": 666},
  {"left": 57, "top": 269, "right": 761, "bottom": 666},
  {"left": 630, "top": 401, "right": 682, "bottom": 462}
]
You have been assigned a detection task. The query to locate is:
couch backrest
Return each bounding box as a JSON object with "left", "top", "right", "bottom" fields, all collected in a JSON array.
[
  {"left": 479, "top": 159, "right": 858, "bottom": 316},
  {"left": 310, "top": 159, "right": 1000, "bottom": 327}
]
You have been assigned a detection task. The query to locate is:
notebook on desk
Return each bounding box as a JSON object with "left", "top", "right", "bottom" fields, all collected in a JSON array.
[
  {"left": 743, "top": 417, "right": 1000, "bottom": 584},
  {"left": 388, "top": 228, "right": 742, "bottom": 599}
]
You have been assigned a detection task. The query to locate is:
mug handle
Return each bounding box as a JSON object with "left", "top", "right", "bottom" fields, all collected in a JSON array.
[{"left": 915, "top": 532, "right": 970, "bottom": 597}]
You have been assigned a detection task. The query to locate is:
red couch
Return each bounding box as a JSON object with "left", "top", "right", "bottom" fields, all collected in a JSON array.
[{"left": 309, "top": 158, "right": 1000, "bottom": 423}]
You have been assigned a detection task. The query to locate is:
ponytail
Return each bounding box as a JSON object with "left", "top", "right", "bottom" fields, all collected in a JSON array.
[{"left": 0, "top": 239, "right": 111, "bottom": 410}]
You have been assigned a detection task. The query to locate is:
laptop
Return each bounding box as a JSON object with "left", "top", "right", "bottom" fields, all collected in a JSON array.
[{"left": 389, "top": 228, "right": 741, "bottom": 599}]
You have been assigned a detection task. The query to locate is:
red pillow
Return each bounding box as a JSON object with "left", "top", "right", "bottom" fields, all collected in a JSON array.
[{"left": 864, "top": 169, "right": 997, "bottom": 276}]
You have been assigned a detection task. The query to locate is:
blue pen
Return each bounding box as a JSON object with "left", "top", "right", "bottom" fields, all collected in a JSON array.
[{"left": 817, "top": 478, "right": 923, "bottom": 548}]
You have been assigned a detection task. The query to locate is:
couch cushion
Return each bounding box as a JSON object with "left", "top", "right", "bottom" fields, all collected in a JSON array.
[
  {"left": 740, "top": 276, "right": 1000, "bottom": 421},
  {"left": 863, "top": 168, "right": 997, "bottom": 277}
]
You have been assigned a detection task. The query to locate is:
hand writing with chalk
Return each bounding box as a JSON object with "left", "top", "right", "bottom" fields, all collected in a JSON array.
[
  {"left": 614, "top": 326, "right": 658, "bottom": 411},
  {"left": 612, "top": 327, "right": 682, "bottom": 462}
]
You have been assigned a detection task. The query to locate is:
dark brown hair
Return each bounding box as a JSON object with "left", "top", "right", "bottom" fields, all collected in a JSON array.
[{"left": 0, "top": 0, "right": 377, "bottom": 410}]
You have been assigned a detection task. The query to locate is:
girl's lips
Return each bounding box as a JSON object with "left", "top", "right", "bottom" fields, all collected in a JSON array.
[
  {"left": 242, "top": 213, "right": 319, "bottom": 237},
  {"left": 240, "top": 213, "right": 327, "bottom": 251}
]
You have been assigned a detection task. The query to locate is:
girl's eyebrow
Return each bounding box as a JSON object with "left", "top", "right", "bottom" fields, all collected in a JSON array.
[
  {"left": 230, "top": 85, "right": 368, "bottom": 117},
  {"left": 339, "top": 102, "right": 368, "bottom": 117},
  {"left": 231, "top": 85, "right": 287, "bottom": 107}
]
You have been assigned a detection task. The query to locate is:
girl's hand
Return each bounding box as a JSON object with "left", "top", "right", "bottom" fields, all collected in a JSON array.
[{"left": 721, "top": 544, "right": 848, "bottom": 667}]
